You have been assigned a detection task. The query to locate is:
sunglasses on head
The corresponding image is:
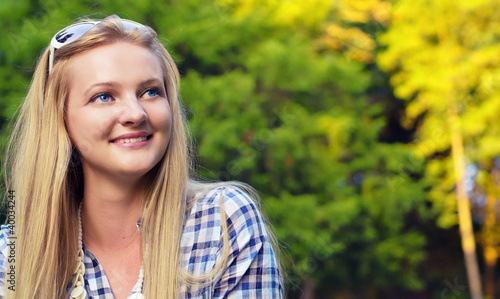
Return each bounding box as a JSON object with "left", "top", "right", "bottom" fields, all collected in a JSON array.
[{"left": 48, "top": 19, "right": 145, "bottom": 74}]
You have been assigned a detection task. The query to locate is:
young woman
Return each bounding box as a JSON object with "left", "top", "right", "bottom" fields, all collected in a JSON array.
[{"left": 0, "top": 15, "right": 282, "bottom": 298}]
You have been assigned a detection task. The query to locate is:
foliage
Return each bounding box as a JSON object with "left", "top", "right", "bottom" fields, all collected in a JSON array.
[
  {"left": 162, "top": 0, "right": 428, "bottom": 294},
  {"left": 379, "top": 1, "right": 500, "bottom": 296},
  {"left": 378, "top": 0, "right": 500, "bottom": 227}
]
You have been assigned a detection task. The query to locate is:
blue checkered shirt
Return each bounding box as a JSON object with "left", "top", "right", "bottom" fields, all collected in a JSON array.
[{"left": 0, "top": 187, "right": 283, "bottom": 298}]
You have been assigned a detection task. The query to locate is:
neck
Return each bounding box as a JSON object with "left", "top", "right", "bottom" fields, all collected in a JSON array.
[{"left": 81, "top": 171, "right": 144, "bottom": 253}]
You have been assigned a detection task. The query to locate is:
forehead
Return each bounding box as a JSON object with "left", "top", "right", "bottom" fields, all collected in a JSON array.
[{"left": 67, "top": 42, "right": 163, "bottom": 91}]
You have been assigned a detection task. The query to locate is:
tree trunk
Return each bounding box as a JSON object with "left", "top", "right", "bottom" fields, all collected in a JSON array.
[
  {"left": 482, "top": 170, "right": 499, "bottom": 299},
  {"left": 449, "top": 104, "right": 483, "bottom": 299},
  {"left": 302, "top": 278, "right": 315, "bottom": 299},
  {"left": 484, "top": 246, "right": 497, "bottom": 298}
]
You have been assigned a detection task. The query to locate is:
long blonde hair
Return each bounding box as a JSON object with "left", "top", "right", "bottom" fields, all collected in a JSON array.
[{"left": 4, "top": 15, "right": 281, "bottom": 298}]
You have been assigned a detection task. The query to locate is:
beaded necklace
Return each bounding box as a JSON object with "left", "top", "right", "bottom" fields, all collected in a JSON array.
[{"left": 70, "top": 204, "right": 145, "bottom": 299}]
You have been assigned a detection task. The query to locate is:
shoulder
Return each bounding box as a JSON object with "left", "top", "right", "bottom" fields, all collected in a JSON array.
[
  {"left": 181, "top": 185, "right": 260, "bottom": 272},
  {"left": 182, "top": 184, "right": 283, "bottom": 297},
  {"left": 182, "top": 184, "right": 269, "bottom": 257},
  {"left": 186, "top": 184, "right": 276, "bottom": 261},
  {"left": 191, "top": 185, "right": 258, "bottom": 208},
  {"left": 187, "top": 185, "right": 264, "bottom": 230}
]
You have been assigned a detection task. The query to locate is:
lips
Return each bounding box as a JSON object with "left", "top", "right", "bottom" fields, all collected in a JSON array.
[
  {"left": 110, "top": 132, "right": 152, "bottom": 144},
  {"left": 113, "top": 136, "right": 148, "bottom": 144}
]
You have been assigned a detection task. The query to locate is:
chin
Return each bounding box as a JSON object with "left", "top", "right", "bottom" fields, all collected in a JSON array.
[{"left": 122, "top": 158, "right": 164, "bottom": 178}]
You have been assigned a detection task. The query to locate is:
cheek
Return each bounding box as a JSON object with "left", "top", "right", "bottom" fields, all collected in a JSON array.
[
  {"left": 148, "top": 103, "right": 173, "bottom": 136},
  {"left": 66, "top": 109, "right": 117, "bottom": 155}
]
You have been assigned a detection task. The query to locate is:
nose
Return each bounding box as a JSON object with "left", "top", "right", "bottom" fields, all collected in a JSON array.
[{"left": 118, "top": 97, "right": 147, "bottom": 126}]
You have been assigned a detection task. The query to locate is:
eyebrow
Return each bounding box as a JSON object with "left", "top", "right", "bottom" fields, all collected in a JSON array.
[
  {"left": 83, "top": 78, "right": 164, "bottom": 97},
  {"left": 137, "top": 78, "right": 164, "bottom": 90}
]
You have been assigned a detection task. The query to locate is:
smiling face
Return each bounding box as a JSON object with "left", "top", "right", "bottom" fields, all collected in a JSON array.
[{"left": 65, "top": 42, "right": 172, "bottom": 182}]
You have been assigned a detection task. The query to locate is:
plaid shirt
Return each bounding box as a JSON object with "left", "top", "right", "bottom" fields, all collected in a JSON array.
[{"left": 0, "top": 187, "right": 282, "bottom": 298}]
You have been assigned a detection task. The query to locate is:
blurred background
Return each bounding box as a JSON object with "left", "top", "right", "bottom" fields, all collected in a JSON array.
[{"left": 1, "top": 0, "right": 500, "bottom": 298}]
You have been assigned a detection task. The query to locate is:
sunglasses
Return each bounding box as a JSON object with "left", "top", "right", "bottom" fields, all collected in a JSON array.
[{"left": 48, "top": 19, "right": 145, "bottom": 74}]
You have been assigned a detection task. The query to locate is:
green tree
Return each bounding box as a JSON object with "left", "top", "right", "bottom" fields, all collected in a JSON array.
[
  {"left": 166, "top": 0, "right": 428, "bottom": 296},
  {"left": 379, "top": 0, "right": 500, "bottom": 297}
]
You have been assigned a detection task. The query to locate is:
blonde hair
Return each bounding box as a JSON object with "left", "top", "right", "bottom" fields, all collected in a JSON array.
[{"left": 4, "top": 15, "right": 281, "bottom": 298}]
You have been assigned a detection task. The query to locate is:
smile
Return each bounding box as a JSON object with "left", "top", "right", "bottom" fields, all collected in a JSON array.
[{"left": 111, "top": 136, "right": 150, "bottom": 144}]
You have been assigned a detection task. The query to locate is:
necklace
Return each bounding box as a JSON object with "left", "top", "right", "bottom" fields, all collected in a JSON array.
[{"left": 70, "top": 203, "right": 145, "bottom": 299}]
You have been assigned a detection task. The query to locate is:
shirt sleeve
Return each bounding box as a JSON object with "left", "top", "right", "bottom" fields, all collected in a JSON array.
[
  {"left": 0, "top": 225, "right": 11, "bottom": 298},
  {"left": 212, "top": 187, "right": 283, "bottom": 298}
]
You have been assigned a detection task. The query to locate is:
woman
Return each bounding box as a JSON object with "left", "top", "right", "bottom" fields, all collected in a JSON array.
[{"left": 0, "top": 15, "right": 282, "bottom": 298}]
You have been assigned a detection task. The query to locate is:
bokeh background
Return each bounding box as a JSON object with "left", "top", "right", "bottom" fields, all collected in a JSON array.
[{"left": 1, "top": 0, "right": 500, "bottom": 298}]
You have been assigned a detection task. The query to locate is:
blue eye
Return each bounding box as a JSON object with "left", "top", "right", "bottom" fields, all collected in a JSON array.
[
  {"left": 91, "top": 93, "right": 114, "bottom": 103},
  {"left": 98, "top": 94, "right": 111, "bottom": 102},
  {"left": 143, "top": 88, "right": 161, "bottom": 98},
  {"left": 148, "top": 90, "right": 157, "bottom": 97}
]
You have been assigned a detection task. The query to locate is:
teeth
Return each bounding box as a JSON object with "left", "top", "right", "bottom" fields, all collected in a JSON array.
[{"left": 114, "top": 136, "right": 147, "bottom": 143}]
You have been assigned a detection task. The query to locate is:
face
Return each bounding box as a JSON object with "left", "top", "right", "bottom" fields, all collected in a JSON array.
[{"left": 65, "top": 42, "right": 172, "bottom": 182}]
